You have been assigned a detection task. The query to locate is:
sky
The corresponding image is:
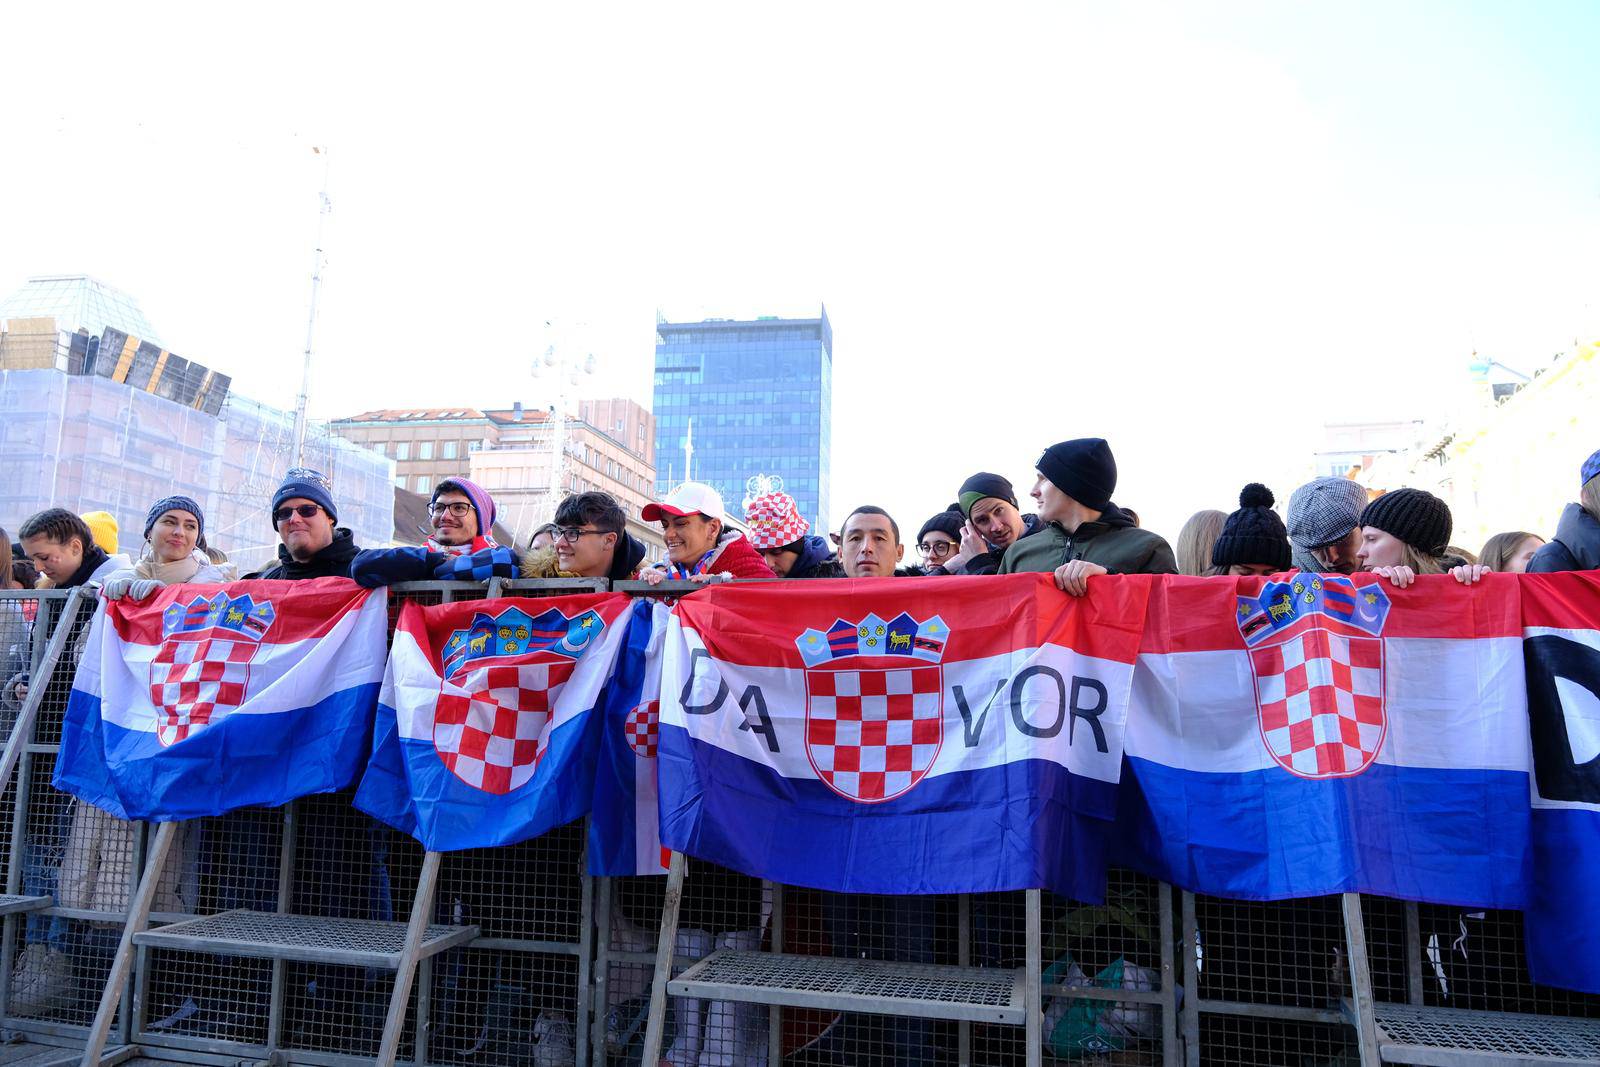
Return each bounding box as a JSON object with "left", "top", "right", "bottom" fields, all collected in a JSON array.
[{"left": 3, "top": 1, "right": 1597, "bottom": 541}]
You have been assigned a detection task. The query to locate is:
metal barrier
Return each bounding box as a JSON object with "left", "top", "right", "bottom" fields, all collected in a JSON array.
[{"left": 0, "top": 583, "right": 1596, "bottom": 1066}]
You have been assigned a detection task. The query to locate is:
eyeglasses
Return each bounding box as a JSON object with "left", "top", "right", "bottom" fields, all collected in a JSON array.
[
  {"left": 554, "top": 526, "right": 607, "bottom": 543},
  {"left": 429, "top": 502, "right": 474, "bottom": 518},
  {"left": 918, "top": 541, "right": 958, "bottom": 557},
  {"left": 273, "top": 504, "right": 323, "bottom": 525}
]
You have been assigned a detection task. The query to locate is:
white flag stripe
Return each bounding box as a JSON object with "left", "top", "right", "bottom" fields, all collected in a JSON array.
[
  {"left": 659, "top": 616, "right": 1131, "bottom": 787},
  {"left": 1125, "top": 635, "right": 1529, "bottom": 774},
  {"left": 99, "top": 591, "right": 388, "bottom": 734}
]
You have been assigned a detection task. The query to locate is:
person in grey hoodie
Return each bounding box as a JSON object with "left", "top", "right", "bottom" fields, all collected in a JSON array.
[{"left": 1528, "top": 448, "right": 1600, "bottom": 573}]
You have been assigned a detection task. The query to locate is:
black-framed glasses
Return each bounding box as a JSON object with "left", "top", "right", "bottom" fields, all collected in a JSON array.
[
  {"left": 429, "top": 502, "right": 473, "bottom": 518},
  {"left": 555, "top": 526, "right": 607, "bottom": 543},
  {"left": 918, "top": 540, "right": 958, "bottom": 557},
  {"left": 273, "top": 503, "right": 323, "bottom": 525}
]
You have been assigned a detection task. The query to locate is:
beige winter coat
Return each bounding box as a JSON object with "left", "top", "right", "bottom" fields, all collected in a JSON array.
[{"left": 59, "top": 804, "right": 197, "bottom": 920}]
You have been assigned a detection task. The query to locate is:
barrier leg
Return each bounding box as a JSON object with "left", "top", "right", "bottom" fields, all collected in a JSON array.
[
  {"left": 957, "top": 894, "right": 971, "bottom": 1067},
  {"left": 1025, "top": 888, "right": 1041, "bottom": 1067},
  {"left": 767, "top": 881, "right": 783, "bottom": 1066},
  {"left": 1159, "top": 882, "right": 1178, "bottom": 1067},
  {"left": 1404, "top": 902, "right": 1424, "bottom": 1005},
  {"left": 591, "top": 876, "right": 614, "bottom": 1058},
  {"left": 377, "top": 850, "right": 444, "bottom": 1067},
  {"left": 1340, "top": 893, "right": 1382, "bottom": 1067},
  {"left": 1180, "top": 891, "right": 1200, "bottom": 1067},
  {"left": 80, "top": 820, "right": 178, "bottom": 1067},
  {"left": 640, "top": 850, "right": 686, "bottom": 1067}
]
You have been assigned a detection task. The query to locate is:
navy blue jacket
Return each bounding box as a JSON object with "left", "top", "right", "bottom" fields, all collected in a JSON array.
[{"left": 1528, "top": 503, "right": 1600, "bottom": 574}]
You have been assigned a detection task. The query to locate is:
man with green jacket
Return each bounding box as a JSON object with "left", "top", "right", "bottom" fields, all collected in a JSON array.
[{"left": 999, "top": 437, "right": 1177, "bottom": 594}]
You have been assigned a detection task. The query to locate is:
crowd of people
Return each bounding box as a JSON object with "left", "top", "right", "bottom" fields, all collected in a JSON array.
[
  {"left": 1, "top": 437, "right": 1598, "bottom": 1063},
  {"left": 7, "top": 436, "right": 1595, "bottom": 615}
]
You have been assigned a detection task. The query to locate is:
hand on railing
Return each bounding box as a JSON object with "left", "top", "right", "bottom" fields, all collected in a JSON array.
[{"left": 430, "top": 545, "right": 517, "bottom": 583}]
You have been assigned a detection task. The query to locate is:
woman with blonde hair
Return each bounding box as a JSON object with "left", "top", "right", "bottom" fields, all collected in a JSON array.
[
  {"left": 1355, "top": 488, "right": 1486, "bottom": 587},
  {"left": 1175, "top": 509, "right": 1227, "bottom": 576},
  {"left": 1528, "top": 449, "right": 1600, "bottom": 573},
  {"left": 1478, "top": 531, "right": 1545, "bottom": 573}
]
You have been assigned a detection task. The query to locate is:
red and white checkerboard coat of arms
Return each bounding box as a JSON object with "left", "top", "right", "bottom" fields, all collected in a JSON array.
[
  {"left": 625, "top": 700, "right": 659, "bottom": 759},
  {"left": 435, "top": 657, "right": 576, "bottom": 795},
  {"left": 797, "top": 612, "right": 949, "bottom": 803},
  {"left": 433, "top": 605, "right": 604, "bottom": 795},
  {"left": 1238, "top": 577, "right": 1391, "bottom": 780},
  {"left": 150, "top": 593, "right": 275, "bottom": 747}
]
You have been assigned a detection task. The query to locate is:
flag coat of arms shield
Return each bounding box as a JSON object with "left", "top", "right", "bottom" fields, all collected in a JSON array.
[
  {"left": 150, "top": 592, "right": 276, "bottom": 747},
  {"left": 1236, "top": 575, "right": 1392, "bottom": 779},
  {"left": 435, "top": 604, "right": 602, "bottom": 794},
  {"left": 796, "top": 612, "right": 949, "bottom": 803}
]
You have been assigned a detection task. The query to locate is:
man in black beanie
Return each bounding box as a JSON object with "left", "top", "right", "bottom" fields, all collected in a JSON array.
[{"left": 1000, "top": 438, "right": 1176, "bottom": 594}]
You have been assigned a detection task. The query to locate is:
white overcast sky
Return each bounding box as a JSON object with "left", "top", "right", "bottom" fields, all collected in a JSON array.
[{"left": 3, "top": 1, "right": 1597, "bottom": 539}]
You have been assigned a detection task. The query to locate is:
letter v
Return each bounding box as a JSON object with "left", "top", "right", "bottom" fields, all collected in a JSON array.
[{"left": 952, "top": 680, "right": 1003, "bottom": 748}]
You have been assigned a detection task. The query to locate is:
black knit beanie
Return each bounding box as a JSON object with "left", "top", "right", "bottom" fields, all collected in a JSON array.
[
  {"left": 957, "top": 473, "right": 1017, "bottom": 518},
  {"left": 1211, "top": 483, "right": 1291, "bottom": 571},
  {"left": 1359, "top": 488, "right": 1452, "bottom": 556},
  {"left": 918, "top": 505, "right": 965, "bottom": 544},
  {"left": 1037, "top": 438, "right": 1116, "bottom": 512}
]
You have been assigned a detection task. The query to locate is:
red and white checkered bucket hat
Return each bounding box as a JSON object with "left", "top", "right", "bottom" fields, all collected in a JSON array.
[{"left": 744, "top": 492, "right": 809, "bottom": 550}]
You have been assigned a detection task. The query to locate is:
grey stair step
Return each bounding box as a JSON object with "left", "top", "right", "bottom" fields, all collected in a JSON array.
[
  {"left": 667, "top": 950, "right": 1025, "bottom": 1024},
  {"left": 0, "top": 894, "right": 52, "bottom": 916},
  {"left": 132, "top": 909, "right": 477, "bottom": 968},
  {"left": 1373, "top": 1002, "right": 1600, "bottom": 1065}
]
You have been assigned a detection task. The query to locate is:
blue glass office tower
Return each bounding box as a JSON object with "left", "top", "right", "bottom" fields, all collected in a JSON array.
[{"left": 653, "top": 308, "right": 832, "bottom": 533}]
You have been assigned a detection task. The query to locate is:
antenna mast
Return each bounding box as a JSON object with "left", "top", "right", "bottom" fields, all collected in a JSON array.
[{"left": 291, "top": 146, "right": 332, "bottom": 466}]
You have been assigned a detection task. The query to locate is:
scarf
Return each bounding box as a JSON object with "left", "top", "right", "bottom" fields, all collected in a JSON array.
[
  {"left": 665, "top": 535, "right": 729, "bottom": 580},
  {"left": 133, "top": 553, "right": 205, "bottom": 585},
  {"left": 428, "top": 534, "right": 496, "bottom": 558}
]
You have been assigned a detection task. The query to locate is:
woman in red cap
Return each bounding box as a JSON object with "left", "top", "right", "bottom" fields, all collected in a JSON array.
[{"left": 640, "top": 481, "right": 774, "bottom": 584}]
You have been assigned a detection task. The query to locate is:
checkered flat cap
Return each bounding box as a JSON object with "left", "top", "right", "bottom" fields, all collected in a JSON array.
[{"left": 1286, "top": 477, "right": 1368, "bottom": 549}]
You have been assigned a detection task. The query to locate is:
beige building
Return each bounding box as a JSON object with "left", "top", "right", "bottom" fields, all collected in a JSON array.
[
  {"left": 330, "top": 400, "right": 661, "bottom": 556},
  {"left": 1356, "top": 341, "right": 1600, "bottom": 552},
  {"left": 327, "top": 408, "right": 500, "bottom": 497}
]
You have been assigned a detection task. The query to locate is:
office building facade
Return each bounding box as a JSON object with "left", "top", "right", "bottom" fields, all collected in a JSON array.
[{"left": 653, "top": 309, "right": 832, "bottom": 532}]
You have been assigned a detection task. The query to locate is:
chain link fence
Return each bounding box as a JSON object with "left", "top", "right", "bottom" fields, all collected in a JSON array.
[{"left": 0, "top": 584, "right": 1596, "bottom": 1065}]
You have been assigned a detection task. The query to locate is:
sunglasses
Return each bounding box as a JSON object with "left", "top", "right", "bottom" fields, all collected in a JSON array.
[{"left": 273, "top": 504, "right": 324, "bottom": 525}]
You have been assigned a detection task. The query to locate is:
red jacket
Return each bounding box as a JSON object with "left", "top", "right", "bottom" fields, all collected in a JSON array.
[{"left": 704, "top": 532, "right": 776, "bottom": 579}]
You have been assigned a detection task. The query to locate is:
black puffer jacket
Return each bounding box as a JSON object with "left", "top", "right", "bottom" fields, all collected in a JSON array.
[
  {"left": 247, "top": 528, "right": 362, "bottom": 581},
  {"left": 1528, "top": 504, "right": 1600, "bottom": 573}
]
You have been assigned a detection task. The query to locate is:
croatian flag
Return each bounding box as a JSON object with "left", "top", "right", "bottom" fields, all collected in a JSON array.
[
  {"left": 1113, "top": 573, "right": 1531, "bottom": 909},
  {"left": 1521, "top": 571, "right": 1600, "bottom": 993},
  {"left": 355, "top": 592, "right": 631, "bottom": 851},
  {"left": 55, "top": 578, "right": 388, "bottom": 821},
  {"left": 656, "top": 574, "right": 1147, "bottom": 901},
  {"left": 588, "top": 599, "right": 672, "bottom": 875}
]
